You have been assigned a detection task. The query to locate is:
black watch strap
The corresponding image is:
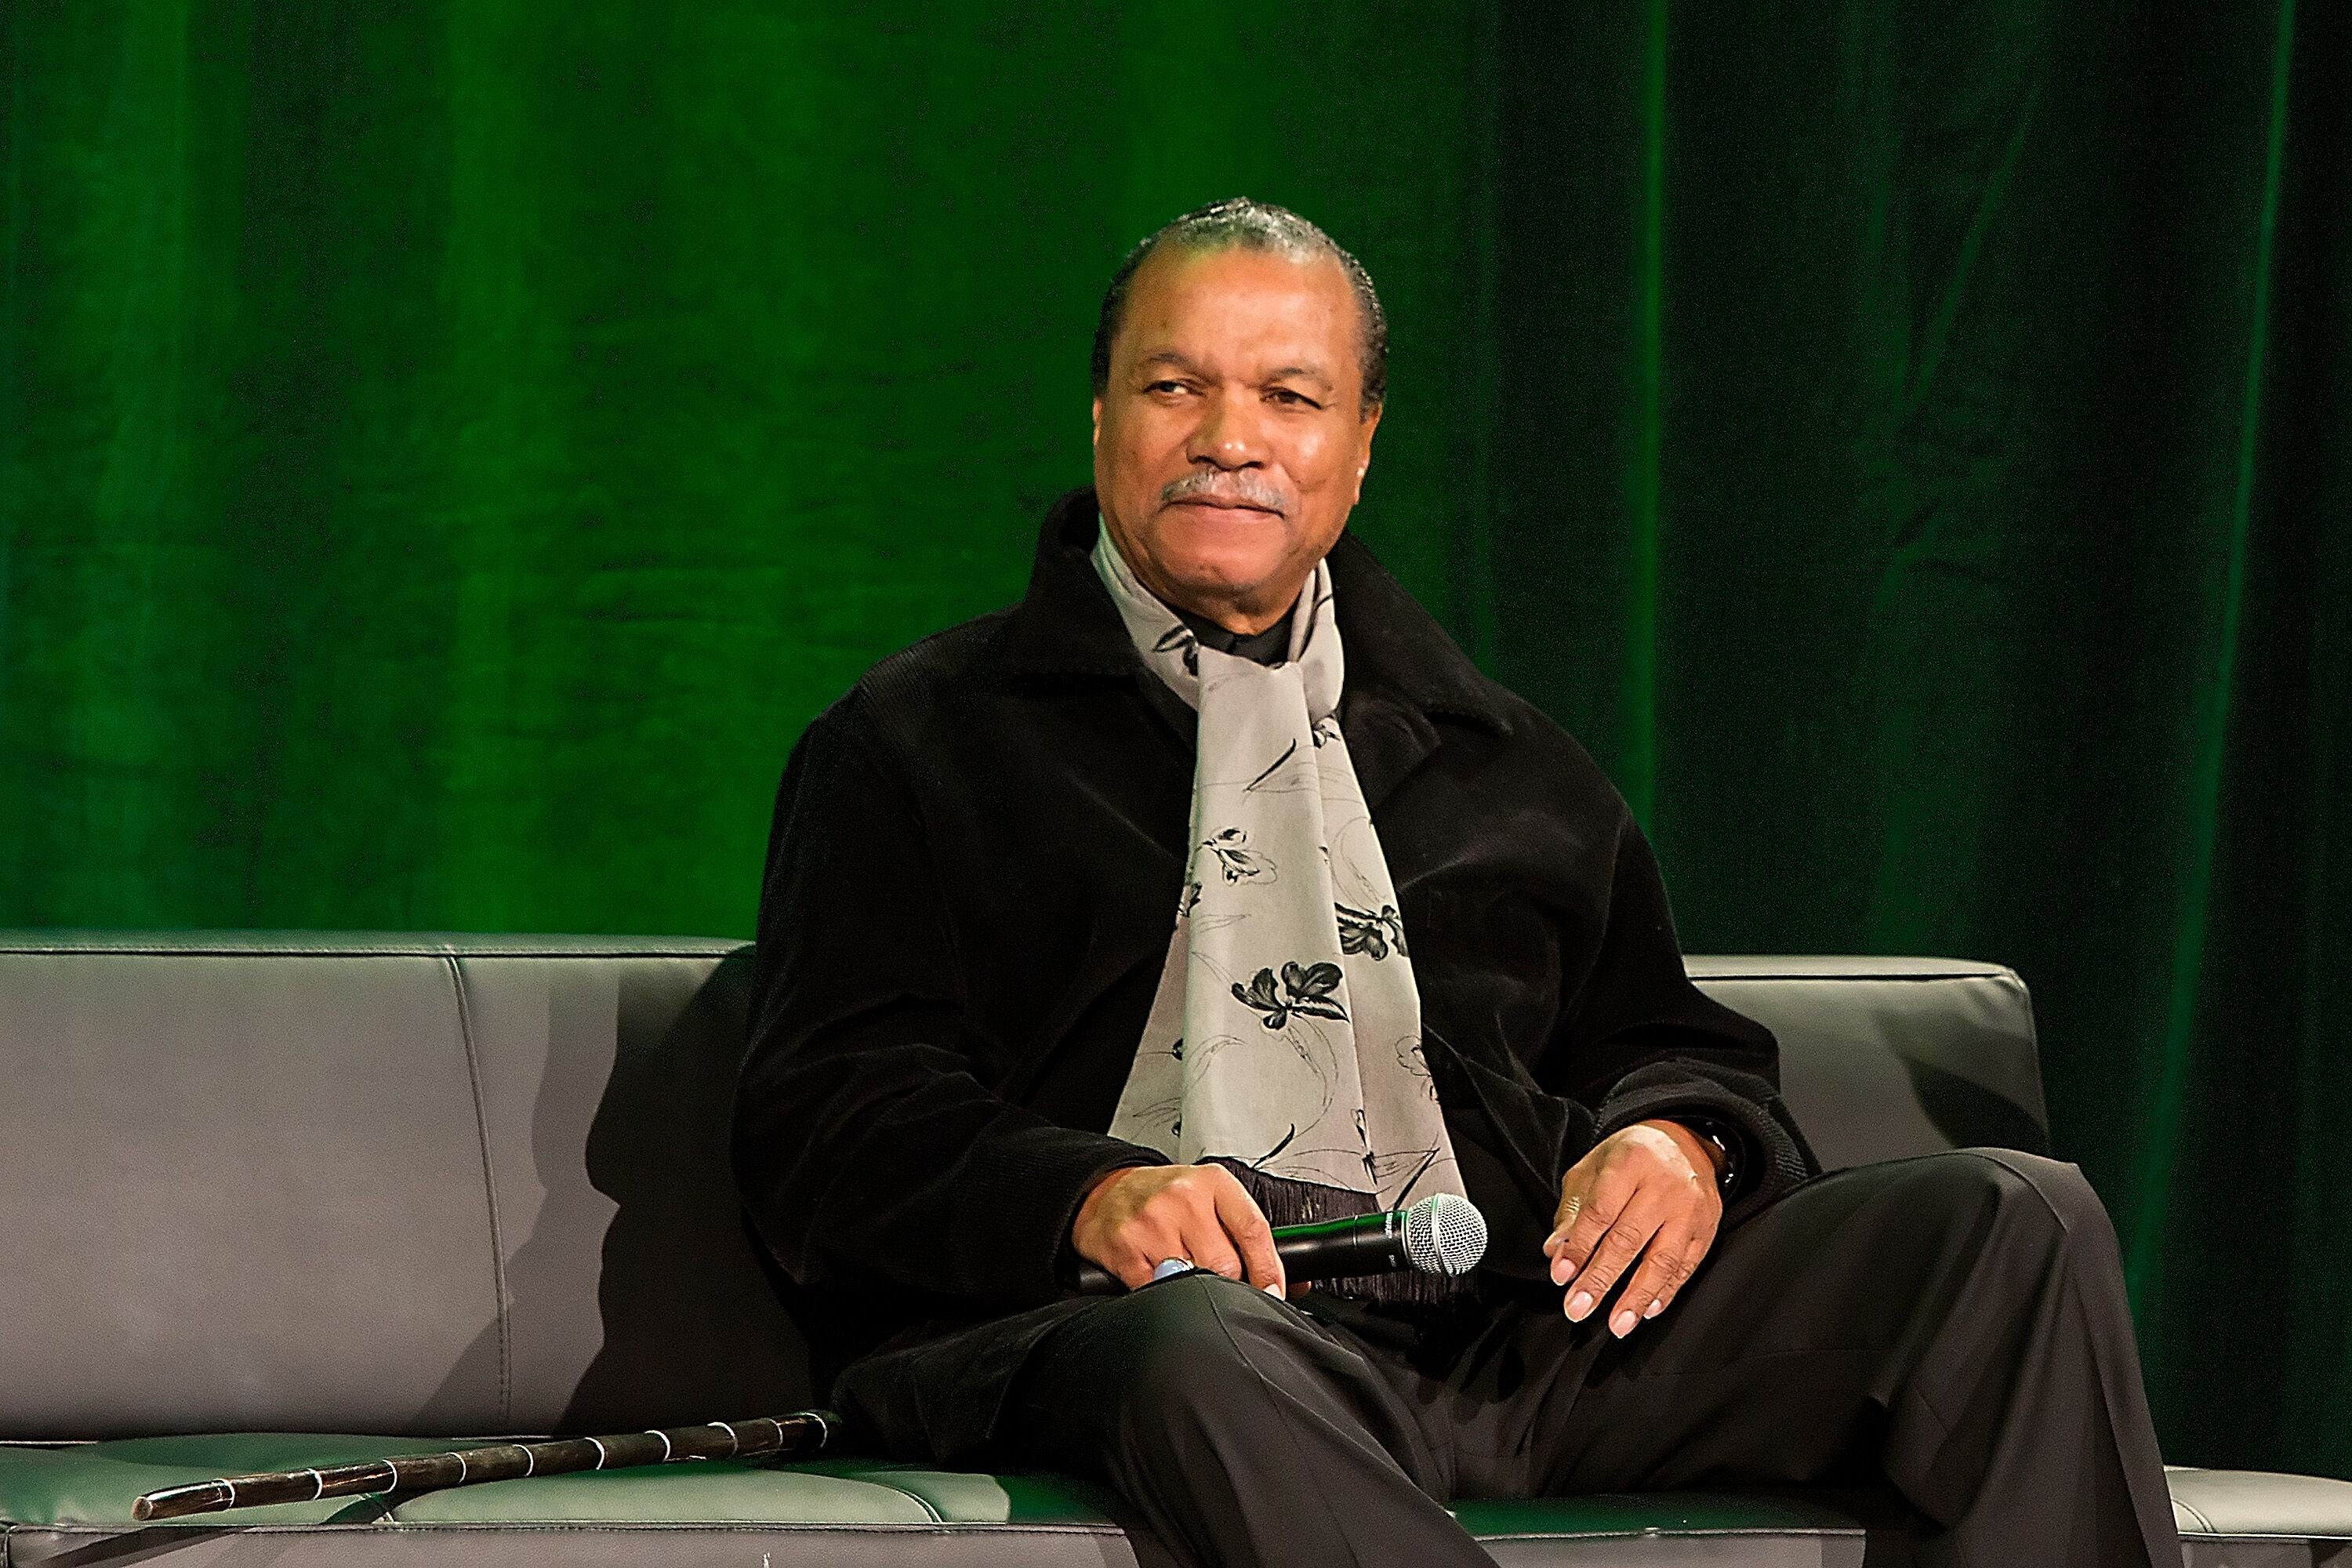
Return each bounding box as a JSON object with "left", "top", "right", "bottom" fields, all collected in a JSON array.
[{"left": 1683, "top": 1118, "right": 1741, "bottom": 1194}]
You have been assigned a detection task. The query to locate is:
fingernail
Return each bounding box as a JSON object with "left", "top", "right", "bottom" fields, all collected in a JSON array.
[
  {"left": 1549, "top": 1257, "right": 1570, "bottom": 1286},
  {"left": 1566, "top": 1290, "right": 1593, "bottom": 1321},
  {"left": 1610, "top": 1308, "right": 1639, "bottom": 1338},
  {"left": 1643, "top": 1298, "right": 1664, "bottom": 1319},
  {"left": 1265, "top": 1283, "right": 1284, "bottom": 1298}
]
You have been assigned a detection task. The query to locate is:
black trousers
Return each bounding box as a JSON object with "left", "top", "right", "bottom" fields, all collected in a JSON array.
[{"left": 998, "top": 1150, "right": 2181, "bottom": 1567}]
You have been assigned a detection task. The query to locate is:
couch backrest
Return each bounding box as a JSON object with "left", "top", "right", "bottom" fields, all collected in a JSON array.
[
  {"left": 0, "top": 935, "right": 2043, "bottom": 1441},
  {"left": 1686, "top": 956, "right": 2049, "bottom": 1167}
]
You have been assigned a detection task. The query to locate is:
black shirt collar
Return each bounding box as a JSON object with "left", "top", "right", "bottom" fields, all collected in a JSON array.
[{"left": 1171, "top": 600, "right": 1295, "bottom": 666}]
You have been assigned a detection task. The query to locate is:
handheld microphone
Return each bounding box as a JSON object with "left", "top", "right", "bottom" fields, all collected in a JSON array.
[{"left": 1071, "top": 1192, "right": 1487, "bottom": 1294}]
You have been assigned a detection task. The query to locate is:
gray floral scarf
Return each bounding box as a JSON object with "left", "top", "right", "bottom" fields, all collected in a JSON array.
[{"left": 1094, "top": 522, "right": 1468, "bottom": 1267}]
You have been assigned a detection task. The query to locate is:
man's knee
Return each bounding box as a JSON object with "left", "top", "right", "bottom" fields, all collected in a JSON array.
[
  {"left": 1905, "top": 1149, "right": 2121, "bottom": 1265},
  {"left": 1061, "top": 1272, "right": 1311, "bottom": 1427}
]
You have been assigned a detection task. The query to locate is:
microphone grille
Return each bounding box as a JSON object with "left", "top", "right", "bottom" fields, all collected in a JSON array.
[{"left": 1403, "top": 1192, "right": 1488, "bottom": 1276}]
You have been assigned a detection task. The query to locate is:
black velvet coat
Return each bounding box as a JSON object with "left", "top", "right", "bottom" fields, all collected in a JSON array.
[{"left": 734, "top": 490, "right": 1814, "bottom": 1461}]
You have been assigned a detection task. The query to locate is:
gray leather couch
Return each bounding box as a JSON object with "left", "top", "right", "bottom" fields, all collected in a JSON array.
[{"left": 0, "top": 933, "right": 2344, "bottom": 1566}]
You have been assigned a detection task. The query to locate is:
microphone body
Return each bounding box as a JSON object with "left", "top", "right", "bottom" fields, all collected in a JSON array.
[{"left": 1070, "top": 1194, "right": 1486, "bottom": 1294}]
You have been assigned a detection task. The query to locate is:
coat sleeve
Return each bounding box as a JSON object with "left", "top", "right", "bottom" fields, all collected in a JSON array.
[
  {"left": 1533, "top": 811, "right": 1817, "bottom": 1220},
  {"left": 732, "top": 695, "right": 1165, "bottom": 1308}
]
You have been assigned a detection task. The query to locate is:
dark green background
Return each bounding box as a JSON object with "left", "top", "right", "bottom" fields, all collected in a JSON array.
[{"left": 4, "top": 2, "right": 2346, "bottom": 1480}]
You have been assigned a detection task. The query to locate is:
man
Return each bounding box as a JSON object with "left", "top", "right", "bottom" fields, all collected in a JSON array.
[{"left": 735, "top": 198, "right": 2178, "bottom": 1566}]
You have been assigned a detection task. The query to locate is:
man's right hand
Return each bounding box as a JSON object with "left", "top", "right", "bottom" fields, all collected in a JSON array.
[{"left": 1072, "top": 1163, "right": 1287, "bottom": 1298}]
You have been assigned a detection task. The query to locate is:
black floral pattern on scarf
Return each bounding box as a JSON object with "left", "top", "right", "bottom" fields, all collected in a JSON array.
[
  {"left": 1244, "top": 739, "right": 1299, "bottom": 790},
  {"left": 1152, "top": 624, "right": 1200, "bottom": 677},
  {"left": 1232, "top": 960, "right": 1348, "bottom": 1029},
  {"left": 1334, "top": 901, "right": 1409, "bottom": 960},
  {"left": 1200, "top": 826, "right": 1275, "bottom": 884}
]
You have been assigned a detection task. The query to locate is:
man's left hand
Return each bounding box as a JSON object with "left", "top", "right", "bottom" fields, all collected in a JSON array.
[{"left": 1544, "top": 1120, "right": 1723, "bottom": 1337}]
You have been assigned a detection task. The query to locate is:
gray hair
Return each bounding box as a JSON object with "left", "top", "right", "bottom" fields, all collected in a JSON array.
[{"left": 1091, "top": 198, "right": 1387, "bottom": 417}]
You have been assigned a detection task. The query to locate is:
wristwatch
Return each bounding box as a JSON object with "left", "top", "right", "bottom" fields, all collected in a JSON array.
[{"left": 1682, "top": 1118, "right": 1742, "bottom": 1195}]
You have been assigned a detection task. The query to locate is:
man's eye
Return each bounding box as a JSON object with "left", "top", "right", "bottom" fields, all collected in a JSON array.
[
  {"left": 1269, "top": 389, "right": 1321, "bottom": 408},
  {"left": 1145, "top": 380, "right": 1190, "bottom": 395}
]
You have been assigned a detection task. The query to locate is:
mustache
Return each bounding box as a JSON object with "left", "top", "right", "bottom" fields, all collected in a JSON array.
[{"left": 1160, "top": 470, "right": 1288, "bottom": 514}]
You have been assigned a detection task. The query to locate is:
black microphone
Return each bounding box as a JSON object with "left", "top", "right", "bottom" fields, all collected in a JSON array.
[{"left": 1071, "top": 1192, "right": 1487, "bottom": 1294}]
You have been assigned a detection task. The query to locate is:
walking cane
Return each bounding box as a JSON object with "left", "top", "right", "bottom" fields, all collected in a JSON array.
[{"left": 131, "top": 1412, "right": 840, "bottom": 1522}]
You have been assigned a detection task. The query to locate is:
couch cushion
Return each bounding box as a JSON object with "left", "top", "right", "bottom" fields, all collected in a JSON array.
[
  {"left": 0, "top": 933, "right": 792, "bottom": 1440},
  {"left": 10, "top": 1442, "right": 2352, "bottom": 1566},
  {"left": 0, "top": 1436, "right": 1878, "bottom": 1566},
  {"left": 443, "top": 945, "right": 808, "bottom": 1432},
  {"left": 1688, "top": 956, "right": 2049, "bottom": 1171},
  {"left": 0, "top": 945, "right": 503, "bottom": 1439},
  {"left": 2170, "top": 1466, "right": 2352, "bottom": 1567}
]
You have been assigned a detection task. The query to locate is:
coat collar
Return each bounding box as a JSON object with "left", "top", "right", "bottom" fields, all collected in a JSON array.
[{"left": 1001, "top": 487, "right": 1513, "bottom": 739}]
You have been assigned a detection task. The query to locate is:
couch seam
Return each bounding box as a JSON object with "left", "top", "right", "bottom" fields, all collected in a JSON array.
[
  {"left": 848, "top": 1480, "right": 946, "bottom": 1524},
  {"left": 444, "top": 953, "right": 513, "bottom": 1427}
]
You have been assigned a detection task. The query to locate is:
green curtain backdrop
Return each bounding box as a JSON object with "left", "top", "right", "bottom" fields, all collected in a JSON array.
[{"left": 4, "top": 1, "right": 2345, "bottom": 1480}]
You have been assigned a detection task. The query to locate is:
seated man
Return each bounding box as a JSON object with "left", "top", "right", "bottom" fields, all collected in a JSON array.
[{"left": 734, "top": 198, "right": 2178, "bottom": 1567}]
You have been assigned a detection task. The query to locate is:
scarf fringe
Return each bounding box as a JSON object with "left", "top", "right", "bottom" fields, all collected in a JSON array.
[{"left": 1219, "top": 1160, "right": 1472, "bottom": 1309}]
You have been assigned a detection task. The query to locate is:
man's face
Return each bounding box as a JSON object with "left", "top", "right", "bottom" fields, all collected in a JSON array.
[{"left": 1093, "top": 245, "right": 1381, "bottom": 631}]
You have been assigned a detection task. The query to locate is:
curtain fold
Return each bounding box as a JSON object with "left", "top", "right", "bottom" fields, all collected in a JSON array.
[{"left": 3, "top": 0, "right": 2345, "bottom": 1479}]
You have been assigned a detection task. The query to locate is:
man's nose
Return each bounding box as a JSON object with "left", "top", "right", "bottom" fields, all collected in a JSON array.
[{"left": 1186, "top": 387, "right": 1268, "bottom": 468}]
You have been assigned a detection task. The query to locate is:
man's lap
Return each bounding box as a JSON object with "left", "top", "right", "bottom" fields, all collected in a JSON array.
[
  {"left": 1532, "top": 1149, "right": 2107, "bottom": 1486},
  {"left": 996, "top": 1150, "right": 2109, "bottom": 1500}
]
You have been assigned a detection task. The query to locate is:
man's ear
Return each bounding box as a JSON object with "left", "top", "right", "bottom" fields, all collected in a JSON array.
[
  {"left": 1350, "top": 402, "right": 1383, "bottom": 499},
  {"left": 1091, "top": 396, "right": 1103, "bottom": 451}
]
